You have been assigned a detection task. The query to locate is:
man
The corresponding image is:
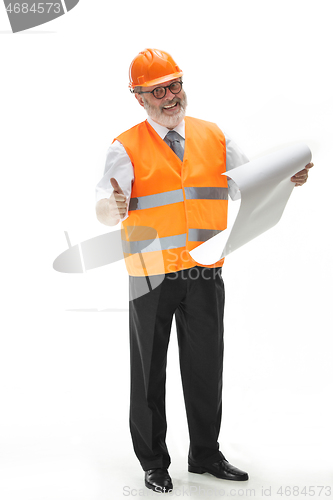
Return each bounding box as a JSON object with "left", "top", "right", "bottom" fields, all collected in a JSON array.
[{"left": 95, "top": 48, "right": 312, "bottom": 493}]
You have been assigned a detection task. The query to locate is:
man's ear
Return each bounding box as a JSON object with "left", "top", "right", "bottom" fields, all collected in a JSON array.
[{"left": 135, "top": 93, "right": 145, "bottom": 108}]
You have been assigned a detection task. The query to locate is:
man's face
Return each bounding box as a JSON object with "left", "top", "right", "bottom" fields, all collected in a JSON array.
[{"left": 135, "top": 78, "right": 187, "bottom": 130}]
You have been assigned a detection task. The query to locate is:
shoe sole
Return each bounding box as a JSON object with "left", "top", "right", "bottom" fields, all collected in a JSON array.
[
  {"left": 145, "top": 479, "right": 173, "bottom": 493},
  {"left": 188, "top": 465, "right": 249, "bottom": 481}
]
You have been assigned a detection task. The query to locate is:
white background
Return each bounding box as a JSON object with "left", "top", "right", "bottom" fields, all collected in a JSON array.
[{"left": 1, "top": 1, "right": 332, "bottom": 498}]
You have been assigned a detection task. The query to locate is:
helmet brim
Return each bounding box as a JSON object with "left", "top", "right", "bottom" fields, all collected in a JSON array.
[{"left": 129, "top": 71, "right": 183, "bottom": 89}]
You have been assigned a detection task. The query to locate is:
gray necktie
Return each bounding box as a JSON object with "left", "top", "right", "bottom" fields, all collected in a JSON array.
[{"left": 164, "top": 130, "right": 184, "bottom": 161}]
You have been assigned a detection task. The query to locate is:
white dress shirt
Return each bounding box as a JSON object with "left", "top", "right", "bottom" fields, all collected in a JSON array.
[{"left": 95, "top": 117, "right": 249, "bottom": 221}]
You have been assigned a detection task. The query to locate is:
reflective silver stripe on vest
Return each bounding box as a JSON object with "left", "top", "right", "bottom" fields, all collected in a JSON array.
[
  {"left": 129, "top": 189, "right": 184, "bottom": 211},
  {"left": 184, "top": 187, "right": 228, "bottom": 200},
  {"left": 188, "top": 228, "right": 222, "bottom": 242},
  {"left": 122, "top": 233, "right": 187, "bottom": 254}
]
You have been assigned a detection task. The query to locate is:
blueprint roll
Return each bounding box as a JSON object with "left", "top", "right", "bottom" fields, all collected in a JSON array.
[{"left": 190, "top": 143, "right": 312, "bottom": 265}]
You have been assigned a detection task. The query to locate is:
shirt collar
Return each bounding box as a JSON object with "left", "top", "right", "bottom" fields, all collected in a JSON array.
[{"left": 147, "top": 116, "right": 185, "bottom": 140}]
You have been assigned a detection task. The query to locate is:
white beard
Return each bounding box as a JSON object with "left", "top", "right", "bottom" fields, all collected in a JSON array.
[{"left": 142, "top": 92, "right": 188, "bottom": 129}]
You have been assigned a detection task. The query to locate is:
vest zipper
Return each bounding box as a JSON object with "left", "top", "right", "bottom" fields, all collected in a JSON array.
[{"left": 180, "top": 155, "right": 189, "bottom": 252}]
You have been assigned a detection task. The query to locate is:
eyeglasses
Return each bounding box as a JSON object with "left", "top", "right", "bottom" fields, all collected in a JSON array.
[{"left": 138, "top": 80, "right": 183, "bottom": 99}]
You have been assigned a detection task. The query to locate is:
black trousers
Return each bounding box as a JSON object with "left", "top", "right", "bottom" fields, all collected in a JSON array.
[{"left": 129, "top": 266, "right": 225, "bottom": 471}]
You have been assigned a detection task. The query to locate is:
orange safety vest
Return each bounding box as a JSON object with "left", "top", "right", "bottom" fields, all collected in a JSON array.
[{"left": 115, "top": 116, "right": 228, "bottom": 277}]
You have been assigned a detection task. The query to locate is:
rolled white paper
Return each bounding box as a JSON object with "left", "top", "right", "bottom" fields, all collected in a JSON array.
[{"left": 189, "top": 143, "right": 312, "bottom": 265}]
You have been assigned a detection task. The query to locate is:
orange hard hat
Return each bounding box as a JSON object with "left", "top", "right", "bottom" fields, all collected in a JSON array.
[{"left": 129, "top": 48, "right": 183, "bottom": 89}]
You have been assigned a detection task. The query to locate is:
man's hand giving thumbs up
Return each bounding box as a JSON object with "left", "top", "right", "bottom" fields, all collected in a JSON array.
[
  {"left": 109, "top": 178, "right": 128, "bottom": 219},
  {"left": 95, "top": 178, "right": 128, "bottom": 226}
]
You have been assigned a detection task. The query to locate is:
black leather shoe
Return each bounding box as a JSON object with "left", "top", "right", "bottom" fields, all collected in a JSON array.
[
  {"left": 188, "top": 456, "right": 249, "bottom": 481},
  {"left": 144, "top": 468, "right": 173, "bottom": 493}
]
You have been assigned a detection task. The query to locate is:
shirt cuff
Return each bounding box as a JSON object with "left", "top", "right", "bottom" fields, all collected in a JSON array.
[{"left": 227, "top": 178, "right": 241, "bottom": 201}]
